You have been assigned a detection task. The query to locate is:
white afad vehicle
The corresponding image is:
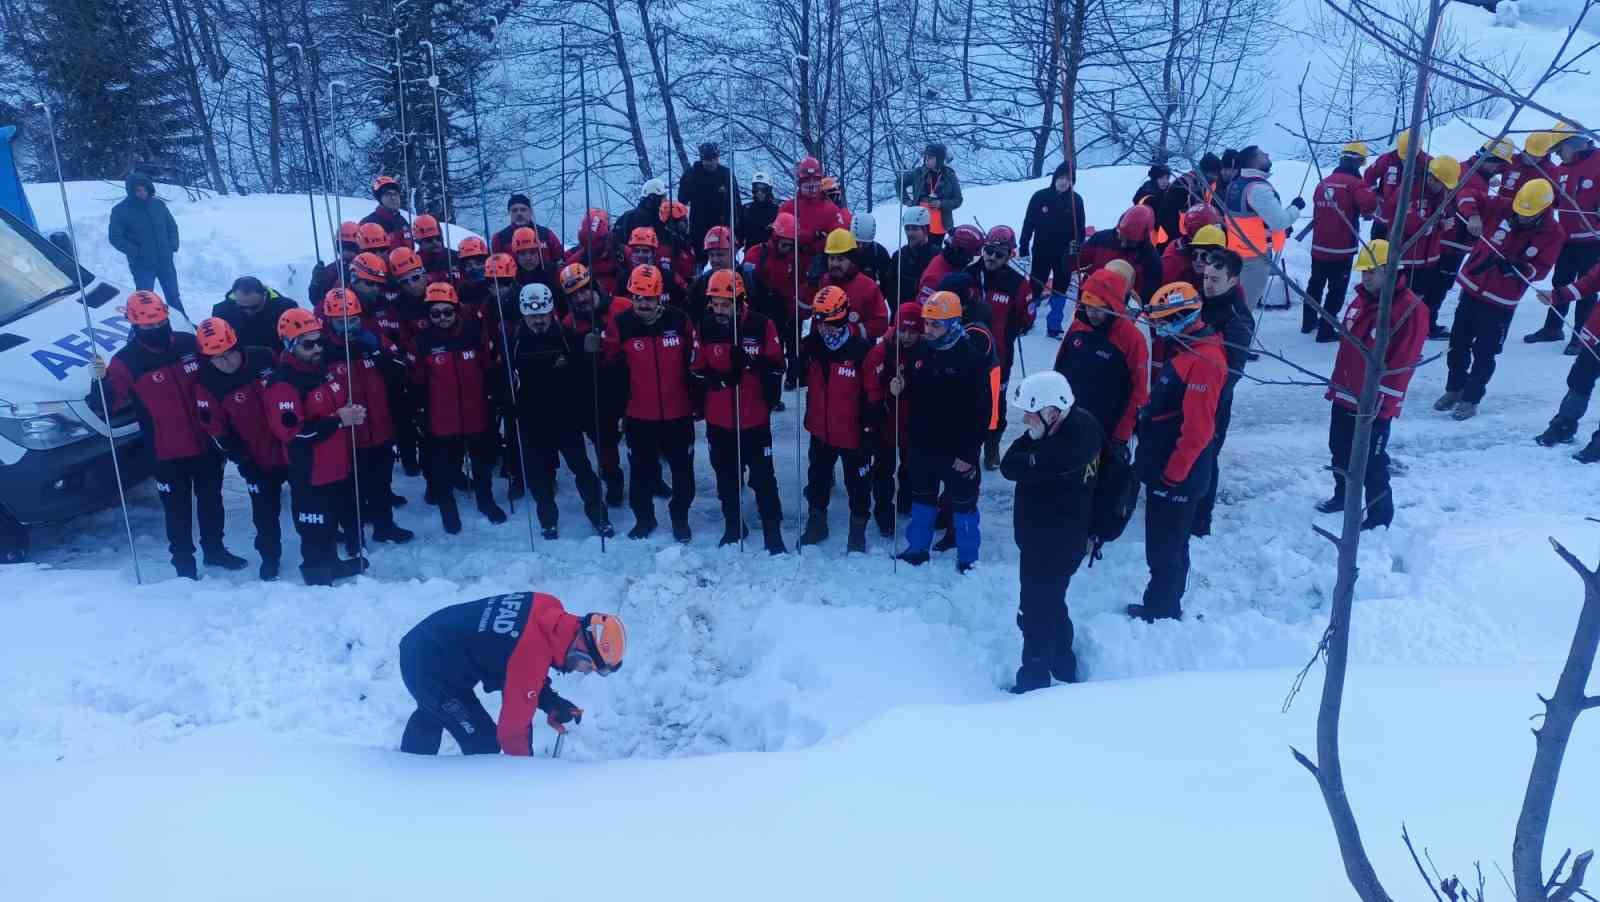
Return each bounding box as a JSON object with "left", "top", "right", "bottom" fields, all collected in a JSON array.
[{"left": 0, "top": 206, "right": 152, "bottom": 562}]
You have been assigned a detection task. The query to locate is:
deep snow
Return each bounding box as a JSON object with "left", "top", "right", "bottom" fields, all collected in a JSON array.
[{"left": 6, "top": 3, "right": 1600, "bottom": 897}]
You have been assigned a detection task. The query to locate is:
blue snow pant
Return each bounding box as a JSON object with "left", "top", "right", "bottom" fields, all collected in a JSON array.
[
  {"left": 903, "top": 448, "right": 980, "bottom": 564},
  {"left": 128, "top": 254, "right": 183, "bottom": 315}
]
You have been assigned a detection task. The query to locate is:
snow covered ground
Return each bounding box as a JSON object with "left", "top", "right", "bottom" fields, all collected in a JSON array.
[{"left": 6, "top": 5, "right": 1600, "bottom": 895}]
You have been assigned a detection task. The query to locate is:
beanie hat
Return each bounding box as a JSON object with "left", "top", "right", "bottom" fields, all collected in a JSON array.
[{"left": 507, "top": 193, "right": 532, "bottom": 209}]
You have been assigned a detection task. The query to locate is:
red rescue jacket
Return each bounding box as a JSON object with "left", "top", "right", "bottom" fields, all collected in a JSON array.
[
  {"left": 1393, "top": 184, "right": 1450, "bottom": 267},
  {"left": 604, "top": 306, "right": 696, "bottom": 422},
  {"left": 409, "top": 318, "right": 497, "bottom": 437},
  {"left": 1309, "top": 167, "right": 1379, "bottom": 261},
  {"left": 821, "top": 269, "right": 890, "bottom": 341},
  {"left": 1440, "top": 168, "right": 1493, "bottom": 257},
  {"left": 1554, "top": 146, "right": 1600, "bottom": 243},
  {"left": 360, "top": 205, "right": 413, "bottom": 252},
  {"left": 88, "top": 331, "right": 209, "bottom": 462},
  {"left": 1363, "top": 149, "right": 1431, "bottom": 226},
  {"left": 194, "top": 346, "right": 286, "bottom": 471},
  {"left": 802, "top": 330, "right": 878, "bottom": 450},
  {"left": 1325, "top": 279, "right": 1429, "bottom": 419},
  {"left": 495, "top": 593, "right": 582, "bottom": 757},
  {"left": 778, "top": 195, "right": 845, "bottom": 262},
  {"left": 966, "top": 261, "right": 1035, "bottom": 371},
  {"left": 264, "top": 355, "right": 352, "bottom": 487},
  {"left": 1136, "top": 329, "right": 1226, "bottom": 490},
  {"left": 1455, "top": 197, "right": 1567, "bottom": 308},
  {"left": 1058, "top": 290, "right": 1149, "bottom": 443},
  {"left": 327, "top": 324, "right": 405, "bottom": 448},
  {"left": 691, "top": 309, "right": 784, "bottom": 430}
]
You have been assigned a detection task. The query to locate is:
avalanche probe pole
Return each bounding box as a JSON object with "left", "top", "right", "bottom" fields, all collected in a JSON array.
[
  {"left": 328, "top": 80, "right": 366, "bottom": 561},
  {"left": 552, "top": 731, "right": 566, "bottom": 758},
  {"left": 490, "top": 272, "right": 538, "bottom": 551},
  {"left": 792, "top": 53, "right": 808, "bottom": 554},
  {"left": 725, "top": 92, "right": 745, "bottom": 552},
  {"left": 580, "top": 50, "right": 606, "bottom": 555},
  {"left": 286, "top": 42, "right": 338, "bottom": 260},
  {"left": 420, "top": 40, "right": 451, "bottom": 222},
  {"left": 392, "top": 27, "right": 413, "bottom": 215},
  {"left": 560, "top": 29, "right": 569, "bottom": 244},
  {"left": 34, "top": 101, "right": 143, "bottom": 585},
  {"left": 282, "top": 43, "right": 322, "bottom": 262},
  {"left": 892, "top": 193, "right": 904, "bottom": 572}
]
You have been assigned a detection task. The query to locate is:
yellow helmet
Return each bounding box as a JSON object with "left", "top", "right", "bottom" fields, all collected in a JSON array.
[
  {"left": 1395, "top": 129, "right": 1413, "bottom": 158},
  {"left": 1482, "top": 138, "right": 1515, "bottom": 162},
  {"left": 1524, "top": 131, "right": 1557, "bottom": 158},
  {"left": 823, "top": 228, "right": 858, "bottom": 256},
  {"left": 1340, "top": 141, "right": 1370, "bottom": 158},
  {"left": 1513, "top": 178, "right": 1555, "bottom": 217},
  {"left": 1189, "top": 224, "right": 1226, "bottom": 249},
  {"left": 1354, "top": 240, "right": 1389, "bottom": 273},
  {"left": 1427, "top": 155, "right": 1461, "bottom": 189},
  {"left": 1550, "top": 120, "right": 1577, "bottom": 137}
]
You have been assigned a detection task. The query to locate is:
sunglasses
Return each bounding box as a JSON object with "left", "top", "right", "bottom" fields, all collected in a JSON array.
[
  {"left": 297, "top": 338, "right": 325, "bottom": 350},
  {"left": 428, "top": 308, "right": 457, "bottom": 320},
  {"left": 776, "top": 240, "right": 796, "bottom": 251},
  {"left": 981, "top": 246, "right": 1010, "bottom": 257},
  {"left": 400, "top": 273, "right": 425, "bottom": 284}
]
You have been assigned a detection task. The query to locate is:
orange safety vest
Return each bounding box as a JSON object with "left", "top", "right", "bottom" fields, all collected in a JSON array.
[{"left": 1221, "top": 174, "right": 1282, "bottom": 257}]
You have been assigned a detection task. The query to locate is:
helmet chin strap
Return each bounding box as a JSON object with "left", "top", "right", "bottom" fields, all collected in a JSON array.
[{"left": 1154, "top": 310, "right": 1201, "bottom": 339}]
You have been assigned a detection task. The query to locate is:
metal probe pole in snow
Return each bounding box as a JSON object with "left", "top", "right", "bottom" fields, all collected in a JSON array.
[
  {"left": 391, "top": 28, "right": 413, "bottom": 215},
  {"left": 34, "top": 101, "right": 143, "bottom": 585},
  {"left": 579, "top": 50, "right": 605, "bottom": 555},
  {"left": 792, "top": 53, "right": 808, "bottom": 554},
  {"left": 327, "top": 79, "right": 366, "bottom": 562},
  {"left": 282, "top": 43, "right": 322, "bottom": 262},
  {"left": 726, "top": 126, "right": 745, "bottom": 552},
  {"left": 286, "top": 42, "right": 339, "bottom": 259},
  {"left": 420, "top": 40, "right": 451, "bottom": 223},
  {"left": 490, "top": 272, "right": 537, "bottom": 550},
  {"left": 552, "top": 731, "right": 566, "bottom": 759}
]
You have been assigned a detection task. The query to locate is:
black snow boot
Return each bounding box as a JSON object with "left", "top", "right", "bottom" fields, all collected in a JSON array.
[
  {"left": 259, "top": 558, "right": 280, "bottom": 582},
  {"left": 800, "top": 506, "right": 829, "bottom": 546},
  {"left": 628, "top": 518, "right": 656, "bottom": 540},
  {"left": 202, "top": 545, "right": 249, "bottom": 571},
  {"left": 1524, "top": 322, "right": 1564, "bottom": 344},
  {"left": 439, "top": 496, "right": 463, "bottom": 534},
  {"left": 719, "top": 520, "right": 749, "bottom": 547},
  {"left": 477, "top": 492, "right": 508, "bottom": 525},
  {"left": 372, "top": 522, "right": 415, "bottom": 544},
  {"left": 507, "top": 476, "right": 526, "bottom": 501},
  {"left": 933, "top": 529, "right": 957, "bottom": 552},
  {"left": 763, "top": 520, "right": 788, "bottom": 555},
  {"left": 1010, "top": 658, "right": 1052, "bottom": 695},
  {"left": 847, "top": 515, "right": 868, "bottom": 553},
  {"left": 874, "top": 505, "right": 895, "bottom": 537},
  {"left": 1537, "top": 415, "right": 1579, "bottom": 446},
  {"left": 1575, "top": 431, "right": 1600, "bottom": 464},
  {"left": 896, "top": 549, "right": 930, "bottom": 566},
  {"left": 173, "top": 555, "right": 199, "bottom": 580},
  {"left": 671, "top": 515, "right": 692, "bottom": 544},
  {"left": 585, "top": 503, "right": 614, "bottom": 538},
  {"left": 1316, "top": 478, "right": 1346, "bottom": 514},
  {"left": 542, "top": 526, "right": 559, "bottom": 540},
  {"left": 331, "top": 556, "right": 370, "bottom": 581},
  {"left": 983, "top": 434, "right": 1001, "bottom": 471},
  {"left": 1049, "top": 642, "right": 1080, "bottom": 685}
]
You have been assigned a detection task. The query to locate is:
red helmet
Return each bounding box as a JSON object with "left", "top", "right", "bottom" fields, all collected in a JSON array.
[
  {"left": 123, "top": 290, "right": 169, "bottom": 325},
  {"left": 356, "top": 222, "right": 390, "bottom": 251},
  {"left": 983, "top": 225, "right": 1017, "bottom": 251},
  {"left": 323, "top": 287, "right": 363, "bottom": 319},
  {"left": 511, "top": 226, "right": 540, "bottom": 253},
  {"left": 412, "top": 214, "right": 442, "bottom": 239},
  {"left": 771, "top": 212, "right": 798, "bottom": 241},
  {"left": 195, "top": 317, "right": 237, "bottom": 356},
  {"left": 796, "top": 156, "right": 823, "bottom": 180},
  {"left": 351, "top": 252, "right": 389, "bottom": 284},
  {"left": 1180, "top": 204, "right": 1220, "bottom": 237},
  {"left": 277, "top": 307, "right": 321, "bottom": 341},
  {"left": 338, "top": 221, "right": 361, "bottom": 246},
  {"left": 425, "top": 282, "right": 460, "bottom": 306},
  {"left": 457, "top": 236, "right": 490, "bottom": 259},
  {"left": 485, "top": 253, "right": 518, "bottom": 280},
  {"left": 388, "top": 247, "right": 424, "bottom": 278},
  {"left": 628, "top": 227, "right": 659, "bottom": 250},
  {"left": 948, "top": 224, "right": 984, "bottom": 255},
  {"left": 1116, "top": 205, "right": 1156, "bottom": 243},
  {"left": 580, "top": 208, "right": 610, "bottom": 240},
  {"left": 371, "top": 175, "right": 401, "bottom": 199},
  {"left": 703, "top": 225, "right": 734, "bottom": 251}
]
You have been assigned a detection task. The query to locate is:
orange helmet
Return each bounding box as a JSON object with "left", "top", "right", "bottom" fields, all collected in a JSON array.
[
  {"left": 1144, "top": 281, "right": 1202, "bottom": 319},
  {"left": 627, "top": 264, "right": 664, "bottom": 297},
  {"left": 704, "top": 225, "right": 734, "bottom": 251},
  {"left": 277, "top": 307, "right": 321, "bottom": 341},
  {"left": 707, "top": 269, "right": 746, "bottom": 300},
  {"left": 560, "top": 262, "right": 593, "bottom": 293},
  {"left": 123, "top": 290, "right": 170, "bottom": 325},
  {"left": 457, "top": 236, "right": 490, "bottom": 259},
  {"left": 812, "top": 286, "right": 849, "bottom": 322},
  {"left": 484, "top": 253, "right": 518, "bottom": 280},
  {"left": 412, "top": 214, "right": 442, "bottom": 239},
  {"left": 195, "top": 317, "right": 238, "bottom": 356},
  {"left": 771, "top": 212, "right": 798, "bottom": 241},
  {"left": 580, "top": 208, "right": 611, "bottom": 240},
  {"left": 658, "top": 199, "right": 688, "bottom": 223},
  {"left": 352, "top": 252, "right": 389, "bottom": 284},
  {"left": 371, "top": 175, "right": 401, "bottom": 199},
  {"left": 424, "top": 282, "right": 460, "bottom": 306},
  {"left": 581, "top": 612, "right": 627, "bottom": 674},
  {"left": 511, "top": 226, "right": 540, "bottom": 253},
  {"left": 338, "top": 221, "right": 361, "bottom": 245},
  {"left": 628, "top": 227, "right": 659, "bottom": 249},
  {"left": 323, "top": 288, "right": 363, "bottom": 319},
  {"left": 357, "top": 222, "right": 390, "bottom": 251},
  {"left": 920, "top": 290, "right": 962, "bottom": 321},
  {"left": 820, "top": 176, "right": 840, "bottom": 192},
  {"left": 388, "top": 247, "right": 424, "bottom": 278}
]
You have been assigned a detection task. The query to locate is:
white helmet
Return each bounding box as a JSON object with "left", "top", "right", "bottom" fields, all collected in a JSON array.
[
  {"left": 1009, "top": 370, "right": 1074, "bottom": 415},
  {"left": 639, "top": 178, "right": 667, "bottom": 199},
  {"left": 751, "top": 171, "right": 773, "bottom": 189},
  {"left": 902, "top": 205, "right": 931, "bottom": 228},
  {"left": 850, "top": 212, "right": 877, "bottom": 243},
  {"left": 519, "top": 283, "right": 555, "bottom": 316}
]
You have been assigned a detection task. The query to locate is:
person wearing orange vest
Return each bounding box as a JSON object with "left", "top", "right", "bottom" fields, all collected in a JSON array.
[
  {"left": 1222, "top": 146, "right": 1303, "bottom": 311},
  {"left": 898, "top": 144, "right": 963, "bottom": 244}
]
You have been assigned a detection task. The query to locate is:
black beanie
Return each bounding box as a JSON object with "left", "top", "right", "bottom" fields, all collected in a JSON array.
[
  {"left": 1148, "top": 163, "right": 1172, "bottom": 179},
  {"left": 507, "top": 193, "right": 532, "bottom": 210},
  {"left": 1052, "top": 159, "right": 1075, "bottom": 181},
  {"left": 1200, "top": 152, "right": 1222, "bottom": 175}
]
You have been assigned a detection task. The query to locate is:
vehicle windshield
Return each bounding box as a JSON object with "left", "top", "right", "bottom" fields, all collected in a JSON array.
[{"left": 0, "top": 208, "right": 83, "bottom": 327}]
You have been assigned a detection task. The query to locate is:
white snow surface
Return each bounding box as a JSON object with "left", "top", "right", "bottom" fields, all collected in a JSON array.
[{"left": 7, "top": 11, "right": 1600, "bottom": 895}]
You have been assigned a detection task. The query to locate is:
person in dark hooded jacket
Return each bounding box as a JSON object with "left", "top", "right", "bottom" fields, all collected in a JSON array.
[
  {"left": 678, "top": 142, "right": 740, "bottom": 260},
  {"left": 611, "top": 179, "right": 671, "bottom": 262},
  {"left": 108, "top": 172, "right": 183, "bottom": 313},
  {"left": 210, "top": 277, "right": 299, "bottom": 351},
  {"left": 1019, "top": 161, "right": 1087, "bottom": 336},
  {"left": 1133, "top": 164, "right": 1183, "bottom": 251},
  {"left": 1190, "top": 250, "right": 1253, "bottom": 538}
]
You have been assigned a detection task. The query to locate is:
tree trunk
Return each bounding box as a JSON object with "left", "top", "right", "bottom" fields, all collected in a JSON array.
[
  {"left": 1513, "top": 541, "right": 1600, "bottom": 902},
  {"left": 961, "top": 0, "right": 974, "bottom": 101},
  {"left": 603, "top": 0, "right": 654, "bottom": 179},
  {"left": 1033, "top": 0, "right": 1062, "bottom": 177},
  {"left": 159, "top": 0, "right": 228, "bottom": 191},
  {"left": 633, "top": 0, "right": 689, "bottom": 177},
  {"left": 1062, "top": 0, "right": 1086, "bottom": 165},
  {"left": 798, "top": 0, "right": 814, "bottom": 158},
  {"left": 1156, "top": 0, "right": 1180, "bottom": 160},
  {"left": 258, "top": 0, "right": 282, "bottom": 190}
]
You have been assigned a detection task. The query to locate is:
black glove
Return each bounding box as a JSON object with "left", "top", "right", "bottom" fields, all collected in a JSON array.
[
  {"left": 1109, "top": 439, "right": 1131, "bottom": 467},
  {"left": 729, "top": 345, "right": 749, "bottom": 374},
  {"left": 1018, "top": 244, "right": 1031, "bottom": 258},
  {"left": 538, "top": 686, "right": 583, "bottom": 727},
  {"left": 1290, "top": 197, "right": 1306, "bottom": 210},
  {"left": 1495, "top": 258, "right": 1518, "bottom": 275}
]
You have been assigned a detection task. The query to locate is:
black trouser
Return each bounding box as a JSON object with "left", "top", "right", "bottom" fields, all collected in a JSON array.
[
  {"left": 1303, "top": 257, "right": 1353, "bottom": 334},
  {"left": 241, "top": 465, "right": 286, "bottom": 564},
  {"left": 1445, "top": 295, "right": 1515, "bottom": 403},
  {"left": 1370, "top": 220, "right": 1390, "bottom": 241},
  {"left": 625, "top": 417, "right": 695, "bottom": 524},
  {"left": 1558, "top": 348, "right": 1600, "bottom": 423},
  {"left": 870, "top": 440, "right": 905, "bottom": 522},
  {"left": 153, "top": 452, "right": 226, "bottom": 559},
  {"left": 1017, "top": 534, "right": 1086, "bottom": 662},
  {"left": 128, "top": 254, "right": 182, "bottom": 314},
  {"left": 1545, "top": 242, "right": 1600, "bottom": 335},
  {"left": 427, "top": 433, "right": 498, "bottom": 519},
  {"left": 1422, "top": 253, "right": 1465, "bottom": 332},
  {"left": 1028, "top": 244, "right": 1074, "bottom": 299},
  {"left": 391, "top": 383, "right": 421, "bottom": 471},
  {"left": 522, "top": 424, "right": 605, "bottom": 529},
  {"left": 1327, "top": 404, "right": 1394, "bottom": 522},
  {"left": 1142, "top": 485, "right": 1200, "bottom": 620},
  {"left": 355, "top": 442, "right": 398, "bottom": 529},
  {"left": 585, "top": 405, "right": 625, "bottom": 479},
  {"left": 805, "top": 436, "right": 872, "bottom": 517},
  {"left": 398, "top": 632, "right": 500, "bottom": 755},
  {"left": 290, "top": 475, "right": 349, "bottom": 579},
  {"left": 707, "top": 424, "right": 783, "bottom": 527},
  {"left": 1192, "top": 377, "right": 1237, "bottom": 535}
]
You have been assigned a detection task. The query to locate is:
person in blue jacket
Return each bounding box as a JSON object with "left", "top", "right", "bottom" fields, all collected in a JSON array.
[{"left": 108, "top": 172, "right": 183, "bottom": 314}]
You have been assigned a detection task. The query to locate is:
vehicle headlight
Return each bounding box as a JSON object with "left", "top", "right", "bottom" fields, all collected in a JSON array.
[{"left": 0, "top": 401, "right": 98, "bottom": 451}]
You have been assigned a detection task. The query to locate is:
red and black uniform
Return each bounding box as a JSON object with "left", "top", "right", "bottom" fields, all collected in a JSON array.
[
  {"left": 1077, "top": 231, "right": 1163, "bottom": 302},
  {"left": 1363, "top": 147, "right": 1431, "bottom": 239},
  {"left": 746, "top": 238, "right": 803, "bottom": 379},
  {"left": 1305, "top": 160, "right": 1380, "bottom": 337},
  {"left": 800, "top": 328, "right": 879, "bottom": 523},
  {"left": 914, "top": 252, "right": 963, "bottom": 302},
  {"left": 410, "top": 316, "right": 505, "bottom": 529},
  {"left": 399, "top": 592, "right": 584, "bottom": 756},
  {"left": 692, "top": 308, "right": 786, "bottom": 539},
  {"left": 564, "top": 243, "right": 618, "bottom": 299},
  {"left": 821, "top": 270, "right": 890, "bottom": 341},
  {"left": 1393, "top": 183, "right": 1448, "bottom": 311},
  {"left": 360, "top": 205, "right": 413, "bottom": 252},
  {"left": 899, "top": 327, "right": 992, "bottom": 568},
  {"left": 1545, "top": 144, "right": 1600, "bottom": 337},
  {"left": 195, "top": 347, "right": 285, "bottom": 567},
  {"left": 328, "top": 323, "right": 410, "bottom": 538},
  {"left": 264, "top": 354, "right": 357, "bottom": 584},
  {"left": 1133, "top": 326, "right": 1227, "bottom": 620},
  {"left": 603, "top": 306, "right": 697, "bottom": 530},
  {"left": 1449, "top": 196, "right": 1567, "bottom": 403},
  {"left": 966, "top": 260, "right": 1036, "bottom": 442},
  {"left": 492, "top": 222, "right": 563, "bottom": 260},
  {"left": 1323, "top": 278, "right": 1429, "bottom": 527},
  {"left": 1428, "top": 164, "right": 1494, "bottom": 335},
  {"left": 506, "top": 320, "right": 609, "bottom": 533},
  {"left": 777, "top": 195, "right": 845, "bottom": 272},
  {"left": 1545, "top": 261, "right": 1600, "bottom": 451},
  {"left": 1500, "top": 155, "right": 1547, "bottom": 198},
  {"left": 564, "top": 305, "right": 628, "bottom": 501},
  {"left": 88, "top": 330, "right": 226, "bottom": 566}
]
